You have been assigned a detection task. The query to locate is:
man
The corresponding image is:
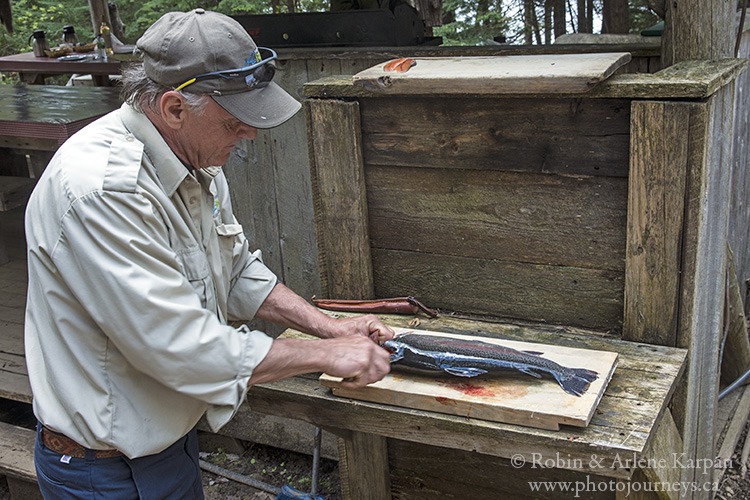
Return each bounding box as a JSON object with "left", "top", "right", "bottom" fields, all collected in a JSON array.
[{"left": 24, "top": 9, "right": 393, "bottom": 499}]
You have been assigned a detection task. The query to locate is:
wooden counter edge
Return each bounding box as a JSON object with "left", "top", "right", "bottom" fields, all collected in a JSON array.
[{"left": 303, "top": 58, "right": 747, "bottom": 100}]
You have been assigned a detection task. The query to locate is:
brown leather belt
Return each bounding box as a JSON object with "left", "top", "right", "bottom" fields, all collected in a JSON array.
[{"left": 41, "top": 427, "right": 123, "bottom": 459}]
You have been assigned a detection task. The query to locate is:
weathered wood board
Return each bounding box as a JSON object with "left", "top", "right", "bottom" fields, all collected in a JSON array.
[
  {"left": 352, "top": 53, "right": 632, "bottom": 94},
  {"left": 0, "top": 177, "right": 35, "bottom": 212},
  {"left": 320, "top": 328, "right": 618, "bottom": 430},
  {"left": 0, "top": 421, "right": 36, "bottom": 482}
]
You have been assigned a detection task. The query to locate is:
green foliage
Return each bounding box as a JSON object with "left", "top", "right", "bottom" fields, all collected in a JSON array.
[
  {"left": 98, "top": 0, "right": 328, "bottom": 43},
  {"left": 436, "top": 10, "right": 510, "bottom": 45},
  {"left": 436, "top": 0, "right": 510, "bottom": 45},
  {"left": 0, "top": 0, "right": 662, "bottom": 63},
  {"left": 629, "top": 0, "right": 660, "bottom": 34},
  {"left": 1, "top": 0, "right": 94, "bottom": 57}
]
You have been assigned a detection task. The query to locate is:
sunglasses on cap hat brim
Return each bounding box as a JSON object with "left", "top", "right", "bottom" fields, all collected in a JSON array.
[{"left": 173, "top": 47, "right": 278, "bottom": 93}]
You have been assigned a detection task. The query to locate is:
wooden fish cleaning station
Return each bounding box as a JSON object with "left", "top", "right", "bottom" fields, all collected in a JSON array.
[{"left": 244, "top": 32, "right": 750, "bottom": 500}]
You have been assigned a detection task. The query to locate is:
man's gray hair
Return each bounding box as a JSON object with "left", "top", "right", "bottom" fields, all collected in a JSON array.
[{"left": 120, "top": 63, "right": 210, "bottom": 115}]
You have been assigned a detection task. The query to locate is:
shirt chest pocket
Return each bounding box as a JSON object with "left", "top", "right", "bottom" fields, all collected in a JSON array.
[
  {"left": 214, "top": 223, "right": 242, "bottom": 259},
  {"left": 174, "top": 245, "right": 216, "bottom": 311}
]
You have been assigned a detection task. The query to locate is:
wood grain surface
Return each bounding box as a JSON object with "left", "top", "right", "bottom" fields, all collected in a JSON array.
[{"left": 352, "top": 53, "right": 632, "bottom": 94}]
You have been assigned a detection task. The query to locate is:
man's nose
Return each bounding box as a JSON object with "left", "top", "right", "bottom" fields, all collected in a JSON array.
[{"left": 237, "top": 123, "right": 258, "bottom": 140}]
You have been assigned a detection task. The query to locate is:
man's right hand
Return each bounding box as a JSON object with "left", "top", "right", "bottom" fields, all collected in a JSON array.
[
  {"left": 246, "top": 335, "right": 390, "bottom": 388},
  {"left": 320, "top": 336, "right": 391, "bottom": 388}
]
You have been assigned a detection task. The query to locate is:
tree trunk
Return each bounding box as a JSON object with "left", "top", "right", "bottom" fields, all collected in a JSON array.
[
  {"left": 87, "top": 0, "right": 110, "bottom": 35},
  {"left": 662, "top": 0, "right": 734, "bottom": 66},
  {"left": 544, "top": 0, "right": 553, "bottom": 43},
  {"left": 532, "top": 3, "right": 543, "bottom": 44},
  {"left": 567, "top": 0, "right": 577, "bottom": 32},
  {"left": 413, "top": 0, "right": 443, "bottom": 28},
  {"left": 553, "top": 0, "right": 565, "bottom": 38},
  {"left": 577, "top": 0, "right": 590, "bottom": 33},
  {"left": 524, "top": 0, "right": 534, "bottom": 43},
  {"left": 602, "top": 0, "right": 629, "bottom": 33}
]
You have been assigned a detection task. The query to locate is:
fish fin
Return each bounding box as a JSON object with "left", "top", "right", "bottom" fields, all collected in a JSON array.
[
  {"left": 522, "top": 350, "right": 544, "bottom": 356},
  {"left": 555, "top": 368, "right": 599, "bottom": 397},
  {"left": 519, "top": 367, "right": 543, "bottom": 379},
  {"left": 443, "top": 366, "right": 487, "bottom": 377}
]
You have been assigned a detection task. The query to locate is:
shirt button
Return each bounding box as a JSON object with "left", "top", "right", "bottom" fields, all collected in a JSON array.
[
  {"left": 125, "top": 135, "right": 134, "bottom": 142},
  {"left": 189, "top": 197, "right": 196, "bottom": 204}
]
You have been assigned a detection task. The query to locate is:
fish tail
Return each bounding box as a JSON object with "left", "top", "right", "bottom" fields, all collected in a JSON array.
[{"left": 554, "top": 368, "right": 599, "bottom": 397}]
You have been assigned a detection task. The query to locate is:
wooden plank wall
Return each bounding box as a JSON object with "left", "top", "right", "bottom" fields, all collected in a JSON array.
[
  {"left": 220, "top": 45, "right": 658, "bottom": 335},
  {"left": 729, "top": 28, "right": 750, "bottom": 313},
  {"left": 359, "top": 96, "right": 631, "bottom": 332},
  {"left": 222, "top": 54, "right": 378, "bottom": 335},
  {"left": 387, "top": 439, "right": 614, "bottom": 500}
]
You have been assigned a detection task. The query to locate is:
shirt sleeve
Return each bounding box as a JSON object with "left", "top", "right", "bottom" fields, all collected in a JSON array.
[
  {"left": 51, "top": 189, "right": 272, "bottom": 418},
  {"left": 226, "top": 243, "right": 278, "bottom": 321}
]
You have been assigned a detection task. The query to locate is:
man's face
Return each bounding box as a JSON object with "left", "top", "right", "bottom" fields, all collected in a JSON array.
[{"left": 182, "top": 97, "right": 258, "bottom": 169}]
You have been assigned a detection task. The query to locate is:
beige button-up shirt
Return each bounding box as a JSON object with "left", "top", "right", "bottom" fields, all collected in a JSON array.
[{"left": 24, "top": 104, "right": 277, "bottom": 458}]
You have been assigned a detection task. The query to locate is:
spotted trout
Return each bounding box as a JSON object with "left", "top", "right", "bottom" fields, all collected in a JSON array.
[{"left": 383, "top": 333, "right": 599, "bottom": 397}]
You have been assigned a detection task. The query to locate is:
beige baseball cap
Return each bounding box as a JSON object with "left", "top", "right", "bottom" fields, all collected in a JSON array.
[{"left": 136, "top": 9, "right": 301, "bottom": 129}]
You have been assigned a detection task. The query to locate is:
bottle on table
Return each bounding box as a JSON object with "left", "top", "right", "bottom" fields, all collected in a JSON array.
[
  {"left": 99, "top": 19, "right": 114, "bottom": 56},
  {"left": 94, "top": 34, "right": 106, "bottom": 61},
  {"left": 29, "top": 30, "right": 50, "bottom": 57},
  {"left": 62, "top": 25, "right": 79, "bottom": 47}
]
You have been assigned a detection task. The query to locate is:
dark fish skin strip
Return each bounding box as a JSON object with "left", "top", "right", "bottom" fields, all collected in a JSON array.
[{"left": 383, "top": 333, "right": 599, "bottom": 397}]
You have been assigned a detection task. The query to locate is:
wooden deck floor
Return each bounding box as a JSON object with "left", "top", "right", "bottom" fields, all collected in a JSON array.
[{"left": 0, "top": 207, "right": 31, "bottom": 404}]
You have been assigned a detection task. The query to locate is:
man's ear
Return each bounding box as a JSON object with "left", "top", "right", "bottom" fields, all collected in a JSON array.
[{"left": 159, "top": 91, "right": 188, "bottom": 129}]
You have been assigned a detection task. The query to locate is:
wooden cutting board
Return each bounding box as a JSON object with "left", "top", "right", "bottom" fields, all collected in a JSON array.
[
  {"left": 320, "top": 328, "right": 618, "bottom": 430},
  {"left": 352, "top": 52, "right": 632, "bottom": 95}
]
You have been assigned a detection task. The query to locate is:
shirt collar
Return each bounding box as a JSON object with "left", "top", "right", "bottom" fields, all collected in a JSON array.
[{"left": 120, "top": 103, "right": 190, "bottom": 197}]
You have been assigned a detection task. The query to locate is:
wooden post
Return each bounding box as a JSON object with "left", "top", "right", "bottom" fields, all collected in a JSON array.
[
  {"left": 675, "top": 83, "right": 735, "bottom": 500},
  {"left": 337, "top": 432, "right": 391, "bottom": 500},
  {"left": 306, "top": 99, "right": 374, "bottom": 300},
  {"left": 624, "top": 101, "right": 692, "bottom": 346},
  {"left": 625, "top": 78, "right": 736, "bottom": 499},
  {"left": 662, "top": 0, "right": 734, "bottom": 67}
]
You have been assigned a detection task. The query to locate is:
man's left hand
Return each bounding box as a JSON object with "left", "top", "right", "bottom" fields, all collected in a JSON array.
[{"left": 326, "top": 313, "right": 395, "bottom": 344}]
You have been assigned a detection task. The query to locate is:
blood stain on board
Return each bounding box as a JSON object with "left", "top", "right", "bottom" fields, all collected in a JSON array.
[{"left": 438, "top": 380, "right": 496, "bottom": 398}]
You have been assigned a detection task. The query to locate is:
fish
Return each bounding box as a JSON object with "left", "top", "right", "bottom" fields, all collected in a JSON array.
[{"left": 383, "top": 333, "right": 599, "bottom": 397}]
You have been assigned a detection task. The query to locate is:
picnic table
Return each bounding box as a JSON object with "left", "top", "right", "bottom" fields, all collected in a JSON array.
[{"left": 0, "top": 51, "right": 121, "bottom": 86}]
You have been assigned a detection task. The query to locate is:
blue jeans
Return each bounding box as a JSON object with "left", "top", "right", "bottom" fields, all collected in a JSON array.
[{"left": 34, "top": 423, "right": 204, "bottom": 500}]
